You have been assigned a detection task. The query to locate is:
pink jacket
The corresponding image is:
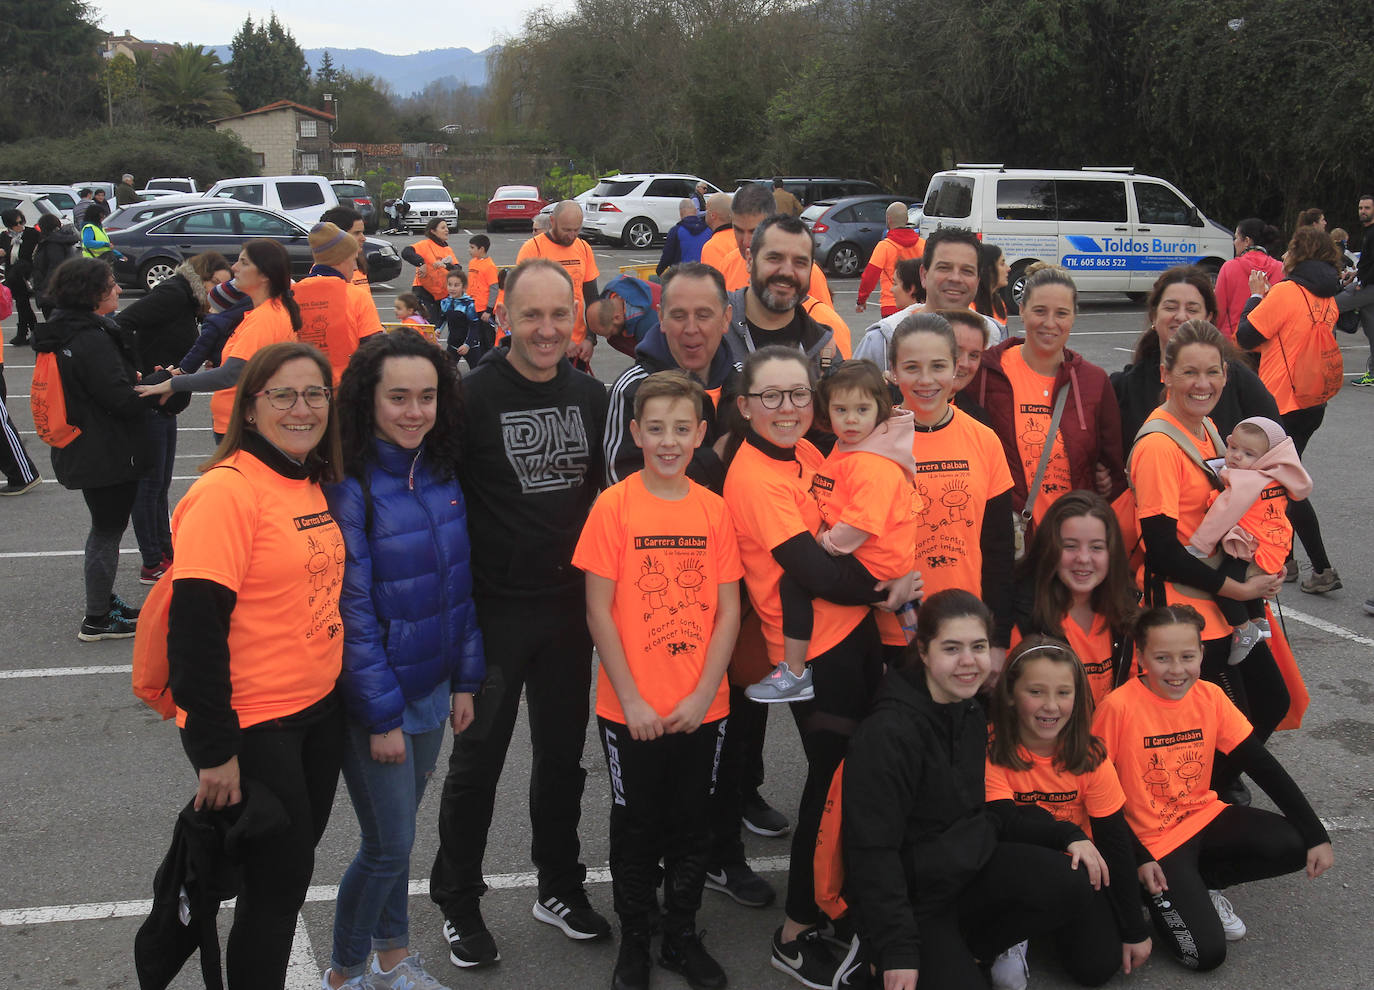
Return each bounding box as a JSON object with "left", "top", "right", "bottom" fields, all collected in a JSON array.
[
  {"left": 820, "top": 408, "right": 916, "bottom": 554},
  {"left": 1215, "top": 250, "right": 1284, "bottom": 337},
  {"left": 1188, "top": 437, "right": 1312, "bottom": 559}
]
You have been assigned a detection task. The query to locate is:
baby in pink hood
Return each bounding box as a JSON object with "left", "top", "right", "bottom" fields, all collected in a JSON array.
[
  {"left": 1189, "top": 416, "right": 1312, "bottom": 664},
  {"left": 747, "top": 362, "right": 923, "bottom": 705}
]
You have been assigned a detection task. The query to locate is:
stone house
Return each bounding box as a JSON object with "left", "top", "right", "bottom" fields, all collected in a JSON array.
[{"left": 211, "top": 100, "right": 337, "bottom": 176}]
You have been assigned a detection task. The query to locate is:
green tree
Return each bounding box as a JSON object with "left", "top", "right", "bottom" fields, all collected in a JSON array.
[
  {"left": 226, "top": 13, "right": 310, "bottom": 110},
  {"left": 147, "top": 44, "right": 239, "bottom": 128},
  {"left": 308, "top": 69, "right": 398, "bottom": 143},
  {"left": 0, "top": 0, "right": 103, "bottom": 141},
  {"left": 317, "top": 49, "right": 338, "bottom": 87}
]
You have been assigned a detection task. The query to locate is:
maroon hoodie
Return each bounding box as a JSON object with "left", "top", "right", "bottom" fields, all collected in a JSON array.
[{"left": 970, "top": 338, "right": 1127, "bottom": 512}]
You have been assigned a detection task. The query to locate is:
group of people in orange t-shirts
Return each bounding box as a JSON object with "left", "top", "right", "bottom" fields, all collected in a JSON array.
[{"left": 112, "top": 189, "right": 1346, "bottom": 990}]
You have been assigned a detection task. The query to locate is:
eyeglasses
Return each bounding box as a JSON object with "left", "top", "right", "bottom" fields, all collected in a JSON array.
[
  {"left": 746, "top": 387, "right": 813, "bottom": 409},
  {"left": 255, "top": 385, "right": 332, "bottom": 410}
]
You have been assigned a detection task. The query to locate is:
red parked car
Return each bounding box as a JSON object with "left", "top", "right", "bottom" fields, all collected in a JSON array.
[{"left": 486, "top": 185, "right": 547, "bottom": 232}]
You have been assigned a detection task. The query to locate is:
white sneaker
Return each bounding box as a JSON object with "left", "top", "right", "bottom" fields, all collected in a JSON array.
[
  {"left": 989, "top": 939, "right": 1029, "bottom": 990},
  {"left": 320, "top": 970, "right": 367, "bottom": 989},
  {"left": 1209, "top": 890, "right": 1246, "bottom": 941}
]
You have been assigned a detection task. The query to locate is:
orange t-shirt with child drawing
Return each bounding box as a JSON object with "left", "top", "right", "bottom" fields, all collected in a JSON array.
[
  {"left": 170, "top": 451, "right": 344, "bottom": 730},
  {"left": 908, "top": 406, "right": 1013, "bottom": 601},
  {"left": 724, "top": 439, "right": 869, "bottom": 665},
  {"left": 1092, "top": 676, "right": 1252, "bottom": 859},
  {"left": 573, "top": 472, "right": 743, "bottom": 724},
  {"left": 1000, "top": 346, "right": 1072, "bottom": 523},
  {"left": 984, "top": 747, "right": 1127, "bottom": 838},
  {"left": 1129, "top": 409, "right": 1229, "bottom": 640},
  {"left": 1212, "top": 481, "right": 1291, "bottom": 574}
]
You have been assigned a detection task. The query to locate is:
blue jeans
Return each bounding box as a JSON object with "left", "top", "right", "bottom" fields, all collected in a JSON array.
[
  {"left": 131, "top": 411, "right": 176, "bottom": 568},
  {"left": 330, "top": 718, "right": 445, "bottom": 976}
]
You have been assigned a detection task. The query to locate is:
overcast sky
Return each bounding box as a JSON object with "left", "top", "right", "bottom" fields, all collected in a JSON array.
[{"left": 93, "top": 0, "right": 573, "bottom": 54}]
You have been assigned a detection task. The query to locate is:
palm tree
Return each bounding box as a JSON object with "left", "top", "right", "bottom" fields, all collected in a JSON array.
[{"left": 147, "top": 44, "right": 240, "bottom": 128}]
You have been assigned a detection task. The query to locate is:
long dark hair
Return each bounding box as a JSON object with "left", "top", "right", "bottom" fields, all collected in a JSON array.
[
  {"left": 1132, "top": 266, "right": 1217, "bottom": 365},
  {"left": 974, "top": 242, "right": 1007, "bottom": 322},
  {"left": 1020, "top": 490, "right": 1138, "bottom": 642},
  {"left": 242, "top": 239, "right": 302, "bottom": 331},
  {"left": 335, "top": 328, "right": 464, "bottom": 481},
  {"left": 206, "top": 341, "right": 341, "bottom": 484},
  {"left": 988, "top": 634, "right": 1106, "bottom": 774}
]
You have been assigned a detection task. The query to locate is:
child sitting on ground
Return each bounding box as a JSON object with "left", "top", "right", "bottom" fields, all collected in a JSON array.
[
  {"left": 1187, "top": 416, "right": 1311, "bottom": 664},
  {"left": 437, "top": 269, "right": 483, "bottom": 369},
  {"left": 746, "top": 360, "right": 920, "bottom": 703}
]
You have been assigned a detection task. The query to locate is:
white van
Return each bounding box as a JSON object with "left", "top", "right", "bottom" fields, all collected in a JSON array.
[
  {"left": 918, "top": 166, "right": 1233, "bottom": 305},
  {"left": 204, "top": 175, "right": 339, "bottom": 228}
]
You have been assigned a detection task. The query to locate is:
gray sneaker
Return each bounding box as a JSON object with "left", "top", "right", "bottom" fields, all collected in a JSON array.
[
  {"left": 745, "top": 662, "right": 815, "bottom": 704},
  {"left": 370, "top": 952, "right": 452, "bottom": 990}
]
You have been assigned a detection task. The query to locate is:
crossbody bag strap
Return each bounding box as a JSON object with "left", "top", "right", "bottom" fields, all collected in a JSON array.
[{"left": 1021, "top": 384, "right": 1071, "bottom": 521}]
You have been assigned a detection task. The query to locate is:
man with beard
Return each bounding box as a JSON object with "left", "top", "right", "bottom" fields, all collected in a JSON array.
[
  {"left": 722, "top": 214, "right": 850, "bottom": 371},
  {"left": 517, "top": 199, "right": 600, "bottom": 370},
  {"left": 702, "top": 182, "right": 835, "bottom": 309}
]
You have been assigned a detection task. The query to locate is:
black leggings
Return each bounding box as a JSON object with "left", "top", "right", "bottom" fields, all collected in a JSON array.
[
  {"left": 598, "top": 716, "right": 726, "bottom": 934},
  {"left": 780, "top": 555, "right": 880, "bottom": 641},
  {"left": 181, "top": 695, "right": 344, "bottom": 990},
  {"left": 80, "top": 481, "right": 138, "bottom": 616},
  {"left": 1280, "top": 405, "right": 1330, "bottom": 572},
  {"left": 1146, "top": 804, "right": 1307, "bottom": 971},
  {"left": 896, "top": 843, "right": 1099, "bottom": 989},
  {"left": 784, "top": 615, "right": 882, "bottom": 923},
  {"left": 709, "top": 682, "right": 768, "bottom": 868},
  {"left": 1215, "top": 556, "right": 1265, "bottom": 625},
  {"left": 1201, "top": 636, "right": 1289, "bottom": 792}
]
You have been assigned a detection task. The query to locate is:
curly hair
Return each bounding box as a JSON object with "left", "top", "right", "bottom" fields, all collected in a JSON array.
[
  {"left": 1283, "top": 225, "right": 1341, "bottom": 274},
  {"left": 334, "top": 329, "right": 464, "bottom": 482},
  {"left": 47, "top": 257, "right": 116, "bottom": 310}
]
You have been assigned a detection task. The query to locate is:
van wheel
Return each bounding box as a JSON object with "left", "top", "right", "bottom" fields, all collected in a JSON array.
[
  {"left": 828, "top": 243, "right": 862, "bottom": 277},
  {"left": 141, "top": 259, "right": 177, "bottom": 291},
  {"left": 1007, "top": 260, "right": 1036, "bottom": 314},
  {"left": 1126, "top": 292, "right": 1148, "bottom": 304},
  {"left": 622, "top": 218, "right": 657, "bottom": 249}
]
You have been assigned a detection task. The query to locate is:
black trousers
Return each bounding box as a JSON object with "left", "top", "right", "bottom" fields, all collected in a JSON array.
[
  {"left": 1202, "top": 636, "right": 1289, "bottom": 792},
  {"left": 1146, "top": 804, "right": 1307, "bottom": 972},
  {"left": 708, "top": 682, "right": 768, "bottom": 867},
  {"left": 891, "top": 842, "right": 1098, "bottom": 989},
  {"left": 80, "top": 480, "right": 138, "bottom": 616},
  {"left": 785, "top": 615, "right": 882, "bottom": 923},
  {"left": 1280, "top": 404, "right": 1330, "bottom": 572},
  {"left": 0, "top": 363, "right": 38, "bottom": 485},
  {"left": 181, "top": 694, "right": 344, "bottom": 990},
  {"left": 1215, "top": 556, "right": 1265, "bottom": 625},
  {"left": 598, "top": 715, "right": 726, "bottom": 934},
  {"left": 429, "top": 593, "right": 593, "bottom": 916},
  {"left": 8, "top": 282, "right": 35, "bottom": 338}
]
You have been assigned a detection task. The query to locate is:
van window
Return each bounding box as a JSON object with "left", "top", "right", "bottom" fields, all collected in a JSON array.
[
  {"left": 591, "top": 180, "right": 641, "bottom": 197},
  {"left": 1056, "top": 180, "right": 1127, "bottom": 222},
  {"left": 645, "top": 178, "right": 693, "bottom": 198},
  {"left": 924, "top": 176, "right": 975, "bottom": 219},
  {"left": 996, "top": 180, "right": 1055, "bottom": 221},
  {"left": 278, "top": 182, "right": 326, "bottom": 212},
  {"left": 1134, "top": 182, "right": 1195, "bottom": 226}
]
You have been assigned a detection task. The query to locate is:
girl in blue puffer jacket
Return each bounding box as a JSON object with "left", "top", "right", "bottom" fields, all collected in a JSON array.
[{"left": 322, "top": 328, "right": 485, "bottom": 990}]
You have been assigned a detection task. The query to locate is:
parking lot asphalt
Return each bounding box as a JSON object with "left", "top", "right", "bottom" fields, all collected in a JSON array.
[{"left": 1, "top": 231, "right": 1371, "bottom": 988}]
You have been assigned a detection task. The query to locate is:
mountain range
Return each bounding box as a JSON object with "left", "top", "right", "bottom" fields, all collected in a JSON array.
[{"left": 205, "top": 46, "right": 495, "bottom": 96}]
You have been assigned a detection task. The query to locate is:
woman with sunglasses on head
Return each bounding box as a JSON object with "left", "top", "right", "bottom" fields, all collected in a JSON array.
[
  {"left": 137, "top": 239, "right": 301, "bottom": 442},
  {"left": 723, "top": 345, "right": 916, "bottom": 990},
  {"left": 160, "top": 341, "right": 346, "bottom": 989}
]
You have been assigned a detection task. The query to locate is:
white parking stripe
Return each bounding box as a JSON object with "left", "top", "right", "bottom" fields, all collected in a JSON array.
[
  {"left": 1279, "top": 605, "right": 1374, "bottom": 647},
  {"left": 0, "top": 665, "right": 132, "bottom": 679}
]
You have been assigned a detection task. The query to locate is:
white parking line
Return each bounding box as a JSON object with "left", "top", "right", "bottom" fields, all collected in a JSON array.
[
  {"left": 0, "top": 665, "right": 132, "bottom": 679},
  {"left": 1278, "top": 605, "right": 1374, "bottom": 647}
]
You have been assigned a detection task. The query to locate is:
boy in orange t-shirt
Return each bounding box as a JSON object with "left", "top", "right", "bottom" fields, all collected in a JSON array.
[{"left": 572, "top": 371, "right": 742, "bottom": 987}]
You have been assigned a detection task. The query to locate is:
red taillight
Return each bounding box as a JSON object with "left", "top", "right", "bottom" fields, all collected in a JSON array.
[
  {"left": 599, "top": 202, "right": 622, "bottom": 212},
  {"left": 355, "top": 197, "right": 372, "bottom": 207},
  {"left": 812, "top": 222, "right": 828, "bottom": 233}
]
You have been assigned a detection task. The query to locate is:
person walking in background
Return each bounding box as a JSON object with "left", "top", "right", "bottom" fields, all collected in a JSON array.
[
  {"left": 856, "top": 202, "right": 924, "bottom": 317},
  {"left": 402, "top": 218, "right": 460, "bottom": 326},
  {"left": 1, "top": 210, "right": 38, "bottom": 345},
  {"left": 30, "top": 258, "right": 147, "bottom": 640},
  {"left": 1336, "top": 193, "right": 1374, "bottom": 386},
  {"left": 116, "top": 173, "right": 138, "bottom": 207},
  {"left": 0, "top": 309, "right": 40, "bottom": 495},
  {"left": 657, "top": 199, "right": 712, "bottom": 275},
  {"left": 1216, "top": 219, "right": 1284, "bottom": 338},
  {"left": 30, "top": 216, "right": 80, "bottom": 319},
  {"left": 771, "top": 178, "right": 803, "bottom": 217},
  {"left": 71, "top": 188, "right": 96, "bottom": 229}
]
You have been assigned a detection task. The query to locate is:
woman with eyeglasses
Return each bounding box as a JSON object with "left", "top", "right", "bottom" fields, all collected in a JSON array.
[
  {"left": 161, "top": 341, "right": 346, "bottom": 989},
  {"left": 723, "top": 345, "right": 916, "bottom": 988},
  {"left": 31, "top": 257, "right": 148, "bottom": 640},
  {"left": 137, "top": 239, "right": 302, "bottom": 442}
]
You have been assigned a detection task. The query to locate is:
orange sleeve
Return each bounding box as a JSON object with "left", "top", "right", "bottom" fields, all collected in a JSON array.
[
  {"left": 807, "top": 300, "right": 852, "bottom": 357},
  {"left": 979, "top": 424, "right": 1015, "bottom": 498},
  {"left": 1082, "top": 759, "right": 1128, "bottom": 818},
  {"left": 712, "top": 499, "right": 746, "bottom": 582},
  {"left": 809, "top": 263, "right": 833, "bottom": 306},
  {"left": 1130, "top": 434, "right": 1185, "bottom": 519},
  {"left": 984, "top": 758, "right": 1015, "bottom": 802},
  {"left": 349, "top": 284, "right": 384, "bottom": 339},
  {"left": 1243, "top": 281, "right": 1298, "bottom": 341},
  {"left": 172, "top": 468, "right": 256, "bottom": 591},
  {"left": 515, "top": 238, "right": 535, "bottom": 265},
  {"left": 571, "top": 487, "right": 627, "bottom": 581}
]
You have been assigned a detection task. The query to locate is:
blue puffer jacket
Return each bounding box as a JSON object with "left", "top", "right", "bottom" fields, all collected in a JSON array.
[{"left": 326, "top": 437, "right": 485, "bottom": 733}]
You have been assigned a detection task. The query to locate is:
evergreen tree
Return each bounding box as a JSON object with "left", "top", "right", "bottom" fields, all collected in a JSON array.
[
  {"left": 0, "top": 0, "right": 103, "bottom": 141},
  {"left": 317, "top": 50, "right": 338, "bottom": 87},
  {"left": 226, "top": 13, "right": 310, "bottom": 110}
]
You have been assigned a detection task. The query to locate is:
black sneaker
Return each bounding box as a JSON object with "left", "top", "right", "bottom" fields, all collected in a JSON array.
[
  {"left": 78, "top": 609, "right": 137, "bottom": 642},
  {"left": 533, "top": 892, "right": 612, "bottom": 940},
  {"left": 612, "top": 931, "right": 653, "bottom": 990},
  {"left": 110, "top": 593, "right": 141, "bottom": 621},
  {"left": 743, "top": 792, "right": 791, "bottom": 837},
  {"left": 443, "top": 912, "right": 500, "bottom": 968},
  {"left": 704, "top": 862, "right": 776, "bottom": 908},
  {"left": 832, "top": 934, "right": 870, "bottom": 988},
  {"left": 0, "top": 477, "right": 40, "bottom": 496},
  {"left": 815, "top": 913, "right": 856, "bottom": 948},
  {"left": 770, "top": 926, "right": 840, "bottom": 990},
  {"left": 660, "top": 928, "right": 727, "bottom": 989}
]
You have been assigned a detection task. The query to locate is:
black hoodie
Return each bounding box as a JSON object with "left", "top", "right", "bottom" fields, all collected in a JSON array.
[
  {"left": 842, "top": 664, "right": 1086, "bottom": 973},
  {"left": 30, "top": 224, "right": 80, "bottom": 306},
  {"left": 458, "top": 348, "right": 608, "bottom": 600}
]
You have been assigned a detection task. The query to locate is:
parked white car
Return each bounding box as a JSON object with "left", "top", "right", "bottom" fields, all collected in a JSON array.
[
  {"left": 581, "top": 173, "right": 720, "bottom": 248},
  {"left": 11, "top": 185, "right": 81, "bottom": 223},
  {"left": 204, "top": 175, "right": 339, "bottom": 228},
  {"left": 0, "top": 186, "right": 65, "bottom": 226},
  {"left": 143, "top": 177, "right": 198, "bottom": 194},
  {"left": 398, "top": 183, "right": 459, "bottom": 232}
]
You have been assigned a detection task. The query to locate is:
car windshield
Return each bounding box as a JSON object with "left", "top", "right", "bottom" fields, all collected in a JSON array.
[
  {"left": 496, "top": 187, "right": 539, "bottom": 200},
  {"left": 590, "top": 180, "right": 640, "bottom": 197},
  {"left": 34, "top": 197, "right": 61, "bottom": 218},
  {"left": 800, "top": 203, "right": 831, "bottom": 223},
  {"left": 334, "top": 184, "right": 367, "bottom": 197},
  {"left": 406, "top": 188, "right": 451, "bottom": 203}
]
